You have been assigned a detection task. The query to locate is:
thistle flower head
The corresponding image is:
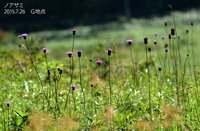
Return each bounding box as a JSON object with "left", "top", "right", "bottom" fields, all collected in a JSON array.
[
  {"left": 90, "top": 58, "right": 92, "bottom": 62},
  {"left": 161, "top": 36, "right": 166, "bottom": 39},
  {"left": 19, "top": 33, "right": 28, "bottom": 39},
  {"left": 70, "top": 85, "right": 77, "bottom": 90},
  {"left": 42, "top": 48, "right": 47, "bottom": 53},
  {"left": 77, "top": 50, "right": 82, "bottom": 57},
  {"left": 144, "top": 37, "right": 148, "bottom": 44},
  {"left": 96, "top": 60, "right": 103, "bottom": 66},
  {"left": 108, "top": 48, "right": 112, "bottom": 56},
  {"left": 178, "top": 35, "right": 181, "bottom": 39},
  {"left": 168, "top": 34, "right": 172, "bottom": 39},
  {"left": 6, "top": 101, "right": 10, "bottom": 107},
  {"left": 148, "top": 47, "right": 151, "bottom": 52},
  {"left": 154, "top": 33, "right": 158, "bottom": 36},
  {"left": 72, "top": 29, "right": 77, "bottom": 35},
  {"left": 154, "top": 40, "right": 157, "bottom": 44},
  {"left": 91, "top": 83, "right": 94, "bottom": 87},
  {"left": 171, "top": 28, "right": 176, "bottom": 35},
  {"left": 165, "top": 48, "right": 169, "bottom": 52},
  {"left": 191, "top": 22, "right": 194, "bottom": 26},
  {"left": 186, "top": 29, "right": 189, "bottom": 33},
  {"left": 56, "top": 67, "right": 61, "bottom": 71},
  {"left": 66, "top": 52, "right": 73, "bottom": 57},
  {"left": 126, "top": 39, "right": 133, "bottom": 45}
]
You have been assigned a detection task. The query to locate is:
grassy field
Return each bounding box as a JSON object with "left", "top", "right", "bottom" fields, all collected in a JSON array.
[{"left": 1, "top": 9, "right": 200, "bottom": 130}]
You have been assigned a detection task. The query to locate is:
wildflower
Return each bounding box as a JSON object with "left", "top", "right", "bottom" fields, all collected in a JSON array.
[
  {"left": 20, "top": 33, "right": 28, "bottom": 39},
  {"left": 171, "top": 28, "right": 176, "bottom": 35},
  {"left": 77, "top": 50, "right": 82, "bottom": 57},
  {"left": 56, "top": 67, "right": 61, "bottom": 71},
  {"left": 168, "top": 34, "right": 172, "bottom": 39},
  {"left": 191, "top": 22, "right": 194, "bottom": 26},
  {"left": 72, "top": 29, "right": 77, "bottom": 35},
  {"left": 159, "top": 67, "right": 162, "bottom": 71},
  {"left": 154, "top": 33, "right": 158, "bottom": 36},
  {"left": 66, "top": 52, "right": 73, "bottom": 57},
  {"left": 165, "top": 48, "right": 169, "bottom": 52},
  {"left": 59, "top": 70, "right": 63, "bottom": 75},
  {"left": 154, "top": 40, "right": 157, "bottom": 44},
  {"left": 178, "top": 35, "right": 181, "bottom": 39},
  {"left": 42, "top": 48, "right": 47, "bottom": 53},
  {"left": 70, "top": 85, "right": 77, "bottom": 90},
  {"left": 148, "top": 47, "right": 151, "bottom": 52},
  {"left": 90, "top": 58, "right": 92, "bottom": 62},
  {"left": 96, "top": 60, "right": 103, "bottom": 66},
  {"left": 186, "top": 29, "right": 189, "bottom": 33},
  {"left": 126, "top": 39, "right": 133, "bottom": 45},
  {"left": 161, "top": 36, "right": 166, "bottom": 39},
  {"left": 108, "top": 48, "right": 112, "bottom": 56},
  {"left": 91, "top": 83, "right": 94, "bottom": 87},
  {"left": 6, "top": 101, "right": 10, "bottom": 107},
  {"left": 144, "top": 37, "right": 148, "bottom": 44}
]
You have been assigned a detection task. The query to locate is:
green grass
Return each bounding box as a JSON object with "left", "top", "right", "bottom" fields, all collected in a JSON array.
[{"left": 1, "top": 9, "right": 200, "bottom": 130}]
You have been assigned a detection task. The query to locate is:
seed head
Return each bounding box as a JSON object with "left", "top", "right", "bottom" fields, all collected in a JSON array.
[
  {"left": 190, "top": 22, "right": 194, "bottom": 26},
  {"left": 148, "top": 47, "right": 151, "bottom": 52},
  {"left": 165, "top": 43, "right": 168, "bottom": 48},
  {"left": 164, "top": 22, "right": 168, "bottom": 27}
]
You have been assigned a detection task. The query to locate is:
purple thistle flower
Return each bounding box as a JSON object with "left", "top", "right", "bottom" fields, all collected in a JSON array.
[
  {"left": 154, "top": 33, "right": 158, "bottom": 36},
  {"left": 77, "top": 50, "right": 82, "bottom": 57},
  {"left": 178, "top": 35, "right": 181, "bottom": 39},
  {"left": 108, "top": 48, "right": 112, "bottom": 56},
  {"left": 70, "top": 85, "right": 77, "bottom": 90},
  {"left": 5, "top": 101, "right": 10, "bottom": 107},
  {"left": 91, "top": 83, "right": 94, "bottom": 87},
  {"left": 18, "top": 35, "right": 22, "bottom": 38},
  {"left": 168, "top": 34, "right": 172, "bottom": 39},
  {"left": 154, "top": 40, "right": 157, "bottom": 44},
  {"left": 56, "top": 67, "right": 61, "bottom": 71},
  {"left": 96, "top": 60, "right": 103, "bottom": 66},
  {"left": 66, "top": 52, "right": 73, "bottom": 57},
  {"left": 126, "top": 39, "right": 133, "bottom": 45},
  {"left": 42, "top": 48, "right": 47, "bottom": 53},
  {"left": 165, "top": 48, "right": 169, "bottom": 52},
  {"left": 90, "top": 58, "right": 92, "bottom": 62},
  {"left": 72, "top": 29, "right": 77, "bottom": 35},
  {"left": 161, "top": 36, "right": 166, "bottom": 39},
  {"left": 20, "top": 33, "right": 28, "bottom": 39}
]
